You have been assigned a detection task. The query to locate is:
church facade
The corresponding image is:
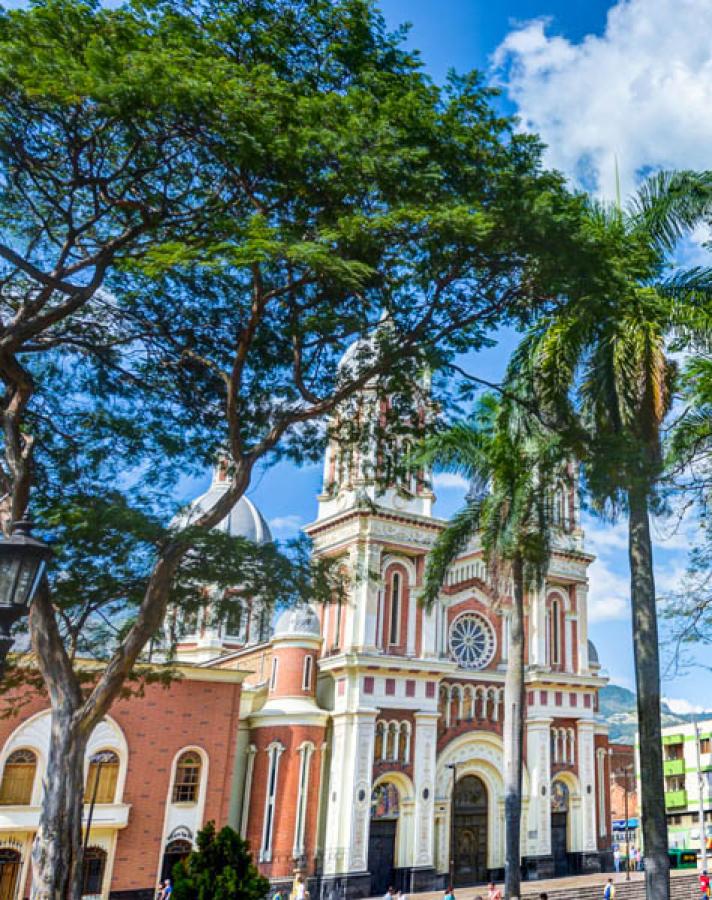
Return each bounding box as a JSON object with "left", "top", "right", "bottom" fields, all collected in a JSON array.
[
  {"left": 0, "top": 354, "right": 612, "bottom": 899},
  {"left": 179, "top": 369, "right": 613, "bottom": 896}
]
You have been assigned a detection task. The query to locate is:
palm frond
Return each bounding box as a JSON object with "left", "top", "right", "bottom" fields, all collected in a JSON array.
[
  {"left": 627, "top": 170, "right": 712, "bottom": 255},
  {"left": 419, "top": 501, "right": 483, "bottom": 610}
]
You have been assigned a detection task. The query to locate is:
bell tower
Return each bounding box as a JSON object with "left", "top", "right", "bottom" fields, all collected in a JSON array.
[{"left": 316, "top": 338, "right": 434, "bottom": 522}]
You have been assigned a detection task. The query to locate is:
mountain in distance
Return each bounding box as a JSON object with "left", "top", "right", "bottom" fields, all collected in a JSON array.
[{"left": 599, "top": 684, "right": 712, "bottom": 744}]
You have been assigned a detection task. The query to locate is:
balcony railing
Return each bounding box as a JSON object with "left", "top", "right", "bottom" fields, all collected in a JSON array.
[
  {"left": 665, "top": 789, "right": 688, "bottom": 809},
  {"left": 664, "top": 759, "right": 685, "bottom": 776}
]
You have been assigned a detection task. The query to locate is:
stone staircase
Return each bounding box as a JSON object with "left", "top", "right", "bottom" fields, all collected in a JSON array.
[{"left": 520, "top": 872, "right": 699, "bottom": 900}]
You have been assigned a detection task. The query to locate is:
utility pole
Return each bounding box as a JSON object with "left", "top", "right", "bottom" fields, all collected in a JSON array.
[{"left": 694, "top": 717, "right": 708, "bottom": 873}]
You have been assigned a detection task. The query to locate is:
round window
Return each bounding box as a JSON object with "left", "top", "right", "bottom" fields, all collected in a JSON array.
[{"left": 449, "top": 612, "right": 496, "bottom": 670}]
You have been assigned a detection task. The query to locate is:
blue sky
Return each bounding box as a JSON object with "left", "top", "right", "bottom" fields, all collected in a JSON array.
[{"left": 190, "top": 0, "right": 712, "bottom": 711}]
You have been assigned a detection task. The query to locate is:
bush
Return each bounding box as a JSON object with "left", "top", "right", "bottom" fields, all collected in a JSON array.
[{"left": 172, "top": 822, "right": 270, "bottom": 900}]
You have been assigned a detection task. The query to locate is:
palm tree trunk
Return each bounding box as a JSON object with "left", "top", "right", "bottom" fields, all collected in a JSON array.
[
  {"left": 503, "top": 552, "right": 525, "bottom": 899},
  {"left": 628, "top": 487, "right": 670, "bottom": 900}
]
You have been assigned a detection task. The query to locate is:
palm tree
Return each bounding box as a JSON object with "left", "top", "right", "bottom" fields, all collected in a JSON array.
[
  {"left": 418, "top": 395, "right": 567, "bottom": 900},
  {"left": 511, "top": 170, "right": 712, "bottom": 900}
]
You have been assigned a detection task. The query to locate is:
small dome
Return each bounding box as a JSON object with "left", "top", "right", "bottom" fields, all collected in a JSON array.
[
  {"left": 176, "top": 468, "right": 271, "bottom": 544},
  {"left": 588, "top": 639, "right": 600, "bottom": 665},
  {"left": 274, "top": 604, "right": 321, "bottom": 638}
]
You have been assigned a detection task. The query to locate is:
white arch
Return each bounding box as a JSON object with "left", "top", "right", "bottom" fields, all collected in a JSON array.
[
  {"left": 0, "top": 709, "right": 129, "bottom": 806},
  {"left": 381, "top": 554, "right": 417, "bottom": 586}
]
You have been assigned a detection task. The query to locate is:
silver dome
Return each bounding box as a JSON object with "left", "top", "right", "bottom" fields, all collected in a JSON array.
[
  {"left": 274, "top": 604, "right": 321, "bottom": 638},
  {"left": 176, "top": 469, "right": 271, "bottom": 544}
]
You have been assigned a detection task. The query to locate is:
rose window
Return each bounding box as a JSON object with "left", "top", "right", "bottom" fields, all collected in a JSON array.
[{"left": 449, "top": 613, "right": 496, "bottom": 670}]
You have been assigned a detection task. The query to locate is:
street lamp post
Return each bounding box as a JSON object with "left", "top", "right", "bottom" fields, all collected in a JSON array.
[
  {"left": 447, "top": 763, "right": 458, "bottom": 889},
  {"left": 0, "top": 520, "right": 52, "bottom": 677},
  {"left": 613, "top": 763, "right": 634, "bottom": 881}
]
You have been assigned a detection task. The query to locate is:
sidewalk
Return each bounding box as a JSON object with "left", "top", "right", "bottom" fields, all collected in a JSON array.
[{"left": 370, "top": 868, "right": 697, "bottom": 900}]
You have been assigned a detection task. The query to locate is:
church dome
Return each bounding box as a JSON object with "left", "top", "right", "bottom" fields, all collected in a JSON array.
[
  {"left": 176, "top": 468, "right": 272, "bottom": 544},
  {"left": 273, "top": 604, "right": 321, "bottom": 638},
  {"left": 588, "top": 639, "right": 600, "bottom": 665}
]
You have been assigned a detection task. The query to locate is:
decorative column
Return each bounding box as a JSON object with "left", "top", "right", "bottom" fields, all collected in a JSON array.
[
  {"left": 412, "top": 713, "right": 438, "bottom": 878},
  {"left": 578, "top": 721, "right": 598, "bottom": 852},
  {"left": 346, "top": 542, "right": 382, "bottom": 652},
  {"left": 529, "top": 583, "right": 548, "bottom": 666},
  {"left": 575, "top": 583, "right": 590, "bottom": 673},
  {"left": 322, "top": 711, "right": 377, "bottom": 879},
  {"left": 526, "top": 717, "right": 553, "bottom": 861}
]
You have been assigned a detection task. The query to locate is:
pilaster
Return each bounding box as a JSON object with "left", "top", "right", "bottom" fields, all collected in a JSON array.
[
  {"left": 322, "top": 710, "right": 377, "bottom": 875},
  {"left": 412, "top": 713, "right": 438, "bottom": 868},
  {"left": 578, "top": 720, "right": 598, "bottom": 851}
]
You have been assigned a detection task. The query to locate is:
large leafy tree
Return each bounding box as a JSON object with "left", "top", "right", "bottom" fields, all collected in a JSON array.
[
  {"left": 417, "top": 395, "right": 566, "bottom": 900},
  {"left": 0, "top": 0, "right": 618, "bottom": 895},
  {"left": 511, "top": 171, "right": 712, "bottom": 900}
]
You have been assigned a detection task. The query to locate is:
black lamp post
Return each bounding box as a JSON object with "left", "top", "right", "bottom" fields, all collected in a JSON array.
[{"left": 0, "top": 520, "right": 53, "bottom": 676}]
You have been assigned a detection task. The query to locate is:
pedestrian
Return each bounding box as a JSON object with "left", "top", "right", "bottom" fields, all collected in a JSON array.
[
  {"left": 628, "top": 846, "right": 636, "bottom": 872},
  {"left": 163, "top": 880, "right": 173, "bottom": 899},
  {"left": 443, "top": 886, "right": 456, "bottom": 900},
  {"left": 699, "top": 870, "right": 710, "bottom": 899},
  {"left": 397, "top": 890, "right": 409, "bottom": 900},
  {"left": 636, "top": 848, "right": 643, "bottom": 871},
  {"left": 487, "top": 883, "right": 502, "bottom": 900},
  {"left": 613, "top": 847, "right": 621, "bottom": 873},
  {"left": 385, "top": 887, "right": 396, "bottom": 900},
  {"left": 155, "top": 883, "right": 164, "bottom": 900},
  {"left": 603, "top": 878, "right": 615, "bottom": 900},
  {"left": 540, "top": 894, "right": 548, "bottom": 900}
]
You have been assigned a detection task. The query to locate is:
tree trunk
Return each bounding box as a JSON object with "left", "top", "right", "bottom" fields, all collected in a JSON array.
[
  {"left": 628, "top": 487, "right": 669, "bottom": 900},
  {"left": 31, "top": 710, "right": 87, "bottom": 900},
  {"left": 503, "top": 552, "right": 525, "bottom": 900}
]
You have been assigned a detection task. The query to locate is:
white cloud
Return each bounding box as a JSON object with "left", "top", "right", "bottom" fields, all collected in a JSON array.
[
  {"left": 432, "top": 472, "right": 470, "bottom": 491},
  {"left": 268, "top": 514, "right": 303, "bottom": 537},
  {"left": 493, "top": 0, "right": 712, "bottom": 199},
  {"left": 663, "top": 697, "right": 711, "bottom": 715},
  {"left": 587, "top": 556, "right": 630, "bottom": 623}
]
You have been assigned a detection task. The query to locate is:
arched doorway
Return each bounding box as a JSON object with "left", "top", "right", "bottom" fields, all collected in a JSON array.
[
  {"left": 368, "top": 782, "right": 400, "bottom": 895},
  {"left": 453, "top": 775, "right": 488, "bottom": 886},
  {"left": 0, "top": 850, "right": 20, "bottom": 900},
  {"left": 81, "top": 846, "right": 107, "bottom": 897},
  {"left": 161, "top": 839, "right": 193, "bottom": 882},
  {"left": 551, "top": 779, "right": 570, "bottom": 877}
]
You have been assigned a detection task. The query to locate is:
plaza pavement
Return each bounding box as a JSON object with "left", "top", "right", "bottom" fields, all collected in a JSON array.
[{"left": 367, "top": 868, "right": 699, "bottom": 900}]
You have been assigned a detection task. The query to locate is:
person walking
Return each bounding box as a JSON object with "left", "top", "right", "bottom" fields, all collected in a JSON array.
[
  {"left": 443, "top": 886, "right": 456, "bottom": 900},
  {"left": 613, "top": 847, "right": 621, "bottom": 873},
  {"left": 487, "top": 883, "right": 502, "bottom": 900},
  {"left": 603, "top": 878, "right": 616, "bottom": 900},
  {"left": 699, "top": 869, "right": 710, "bottom": 899}
]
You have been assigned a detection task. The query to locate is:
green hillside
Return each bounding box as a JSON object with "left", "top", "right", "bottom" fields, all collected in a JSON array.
[{"left": 599, "top": 684, "right": 710, "bottom": 744}]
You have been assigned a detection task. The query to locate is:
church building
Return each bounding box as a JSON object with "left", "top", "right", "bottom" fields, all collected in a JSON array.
[
  {"left": 0, "top": 341, "right": 612, "bottom": 899},
  {"left": 175, "top": 348, "right": 613, "bottom": 896}
]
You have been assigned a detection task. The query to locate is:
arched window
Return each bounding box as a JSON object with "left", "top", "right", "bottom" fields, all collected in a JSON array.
[
  {"left": 0, "top": 749, "right": 37, "bottom": 805},
  {"left": 223, "top": 600, "right": 243, "bottom": 637},
  {"left": 398, "top": 723, "right": 410, "bottom": 763},
  {"left": 389, "top": 573, "right": 401, "bottom": 646},
  {"left": 374, "top": 722, "right": 385, "bottom": 761},
  {"left": 302, "top": 654, "right": 313, "bottom": 691},
  {"left": 172, "top": 751, "right": 202, "bottom": 803},
  {"left": 81, "top": 846, "right": 107, "bottom": 896},
  {"left": 86, "top": 751, "right": 119, "bottom": 804},
  {"left": 551, "top": 597, "right": 562, "bottom": 666},
  {"left": 0, "top": 849, "right": 21, "bottom": 899}
]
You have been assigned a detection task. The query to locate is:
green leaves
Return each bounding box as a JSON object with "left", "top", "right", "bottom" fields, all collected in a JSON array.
[{"left": 172, "top": 822, "right": 269, "bottom": 900}]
